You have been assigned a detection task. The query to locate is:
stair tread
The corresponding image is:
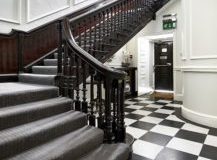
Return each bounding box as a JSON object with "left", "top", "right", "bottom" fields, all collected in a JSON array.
[
  {"left": 79, "top": 143, "right": 130, "bottom": 160},
  {"left": 0, "top": 97, "right": 72, "bottom": 130},
  {"left": 8, "top": 126, "right": 104, "bottom": 160},
  {"left": 0, "top": 110, "right": 87, "bottom": 159},
  {"left": 0, "top": 83, "right": 59, "bottom": 108},
  {"left": 19, "top": 73, "right": 56, "bottom": 85}
]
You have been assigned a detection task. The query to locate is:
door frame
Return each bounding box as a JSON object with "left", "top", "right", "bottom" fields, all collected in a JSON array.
[
  {"left": 137, "top": 33, "right": 175, "bottom": 95},
  {"left": 153, "top": 40, "right": 174, "bottom": 92}
]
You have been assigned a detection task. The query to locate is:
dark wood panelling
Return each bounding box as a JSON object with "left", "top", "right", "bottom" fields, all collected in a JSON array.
[
  {"left": 0, "top": 34, "right": 18, "bottom": 74},
  {"left": 23, "top": 23, "right": 59, "bottom": 66}
]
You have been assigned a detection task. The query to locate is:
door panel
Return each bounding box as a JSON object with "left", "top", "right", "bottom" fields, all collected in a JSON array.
[{"left": 154, "top": 42, "right": 173, "bottom": 91}]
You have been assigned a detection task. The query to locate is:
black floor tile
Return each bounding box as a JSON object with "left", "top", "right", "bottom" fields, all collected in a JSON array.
[
  {"left": 125, "top": 113, "right": 144, "bottom": 120},
  {"left": 141, "top": 107, "right": 158, "bottom": 112},
  {"left": 154, "top": 102, "right": 168, "bottom": 105},
  {"left": 130, "top": 121, "right": 155, "bottom": 131},
  {"left": 134, "top": 103, "right": 149, "bottom": 107},
  {"left": 200, "top": 145, "right": 217, "bottom": 160},
  {"left": 131, "top": 154, "right": 151, "bottom": 160},
  {"left": 155, "top": 148, "right": 198, "bottom": 160},
  {"left": 139, "top": 132, "right": 172, "bottom": 146},
  {"left": 161, "top": 106, "right": 175, "bottom": 110},
  {"left": 149, "top": 112, "right": 169, "bottom": 119},
  {"left": 209, "top": 128, "right": 217, "bottom": 136},
  {"left": 175, "top": 129, "right": 207, "bottom": 143},
  {"left": 160, "top": 120, "right": 185, "bottom": 128},
  {"left": 129, "top": 99, "right": 142, "bottom": 102},
  {"left": 125, "top": 108, "right": 136, "bottom": 113},
  {"left": 171, "top": 100, "right": 183, "bottom": 104}
]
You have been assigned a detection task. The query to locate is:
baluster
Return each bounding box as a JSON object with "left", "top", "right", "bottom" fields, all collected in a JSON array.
[
  {"left": 96, "top": 75, "right": 103, "bottom": 129},
  {"left": 104, "top": 79, "right": 114, "bottom": 143},
  {"left": 68, "top": 53, "right": 75, "bottom": 102},
  {"left": 63, "top": 41, "right": 69, "bottom": 97},
  {"left": 89, "top": 67, "right": 96, "bottom": 126},
  {"left": 57, "top": 21, "right": 63, "bottom": 94},
  {"left": 81, "top": 60, "right": 88, "bottom": 113},
  {"left": 75, "top": 55, "right": 81, "bottom": 111},
  {"left": 116, "top": 80, "right": 126, "bottom": 142},
  {"left": 112, "top": 80, "right": 118, "bottom": 136},
  {"left": 88, "top": 17, "right": 93, "bottom": 56}
]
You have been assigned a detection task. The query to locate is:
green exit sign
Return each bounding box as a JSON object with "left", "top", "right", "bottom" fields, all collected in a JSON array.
[{"left": 163, "top": 14, "right": 177, "bottom": 30}]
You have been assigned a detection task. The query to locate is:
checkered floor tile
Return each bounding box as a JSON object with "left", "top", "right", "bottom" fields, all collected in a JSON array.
[{"left": 125, "top": 95, "right": 217, "bottom": 160}]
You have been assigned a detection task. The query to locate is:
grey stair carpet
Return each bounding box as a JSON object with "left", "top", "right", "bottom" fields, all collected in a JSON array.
[
  {"left": 7, "top": 126, "right": 104, "bottom": 160},
  {"left": 19, "top": 73, "right": 56, "bottom": 85},
  {"left": 0, "top": 83, "right": 59, "bottom": 108},
  {"left": 0, "top": 111, "right": 87, "bottom": 159},
  {"left": 0, "top": 97, "right": 73, "bottom": 130},
  {"left": 32, "top": 66, "right": 58, "bottom": 75},
  {"left": 79, "top": 144, "right": 130, "bottom": 160}
]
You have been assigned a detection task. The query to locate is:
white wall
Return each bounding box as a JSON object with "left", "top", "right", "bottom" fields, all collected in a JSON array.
[
  {"left": 0, "top": 0, "right": 100, "bottom": 34},
  {"left": 181, "top": 0, "right": 217, "bottom": 128}
]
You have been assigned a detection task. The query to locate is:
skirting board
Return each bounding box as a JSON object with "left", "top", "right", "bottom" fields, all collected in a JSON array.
[{"left": 182, "top": 106, "right": 217, "bottom": 128}]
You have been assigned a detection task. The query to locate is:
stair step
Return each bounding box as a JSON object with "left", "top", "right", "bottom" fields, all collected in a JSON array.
[
  {"left": 0, "top": 82, "right": 59, "bottom": 108},
  {"left": 0, "top": 111, "right": 87, "bottom": 159},
  {"left": 44, "top": 58, "right": 71, "bottom": 66},
  {"left": 32, "top": 66, "right": 58, "bottom": 75},
  {"left": 79, "top": 143, "right": 130, "bottom": 160},
  {"left": 7, "top": 126, "right": 104, "bottom": 160},
  {"left": 19, "top": 73, "right": 56, "bottom": 85},
  {"left": 0, "top": 97, "right": 73, "bottom": 130}
]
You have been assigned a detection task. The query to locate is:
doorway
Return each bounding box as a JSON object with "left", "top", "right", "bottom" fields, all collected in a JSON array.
[{"left": 154, "top": 41, "right": 173, "bottom": 91}]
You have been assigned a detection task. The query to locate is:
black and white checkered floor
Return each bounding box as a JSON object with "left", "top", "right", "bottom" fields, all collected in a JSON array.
[{"left": 125, "top": 95, "right": 217, "bottom": 160}]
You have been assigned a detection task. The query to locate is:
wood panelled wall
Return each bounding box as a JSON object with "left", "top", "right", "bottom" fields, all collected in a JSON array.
[
  {"left": 0, "top": 23, "right": 59, "bottom": 74},
  {"left": 0, "top": 34, "right": 18, "bottom": 74}
]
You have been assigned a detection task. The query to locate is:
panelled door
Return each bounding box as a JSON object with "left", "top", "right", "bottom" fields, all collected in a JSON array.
[{"left": 154, "top": 42, "right": 173, "bottom": 91}]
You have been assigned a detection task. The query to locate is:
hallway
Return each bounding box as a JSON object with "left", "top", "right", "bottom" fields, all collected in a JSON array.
[{"left": 125, "top": 95, "right": 217, "bottom": 160}]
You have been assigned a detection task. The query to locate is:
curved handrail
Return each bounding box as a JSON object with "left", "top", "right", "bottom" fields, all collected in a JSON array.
[{"left": 63, "top": 18, "right": 126, "bottom": 79}]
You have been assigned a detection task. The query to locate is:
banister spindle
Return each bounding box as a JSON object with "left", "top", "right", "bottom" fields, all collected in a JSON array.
[
  {"left": 104, "top": 78, "right": 114, "bottom": 143},
  {"left": 89, "top": 67, "right": 96, "bottom": 126},
  {"left": 75, "top": 55, "right": 81, "bottom": 111},
  {"left": 116, "top": 80, "right": 126, "bottom": 142},
  {"left": 96, "top": 75, "right": 103, "bottom": 129},
  {"left": 82, "top": 60, "right": 88, "bottom": 113}
]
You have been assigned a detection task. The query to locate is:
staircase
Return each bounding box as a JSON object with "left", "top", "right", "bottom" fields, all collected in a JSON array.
[
  {"left": 0, "top": 0, "right": 170, "bottom": 159},
  {"left": 0, "top": 82, "right": 129, "bottom": 159}
]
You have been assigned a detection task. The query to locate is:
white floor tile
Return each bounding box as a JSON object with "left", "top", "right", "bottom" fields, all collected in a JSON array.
[
  {"left": 167, "top": 137, "right": 203, "bottom": 155},
  {"left": 146, "top": 104, "right": 164, "bottom": 109},
  {"left": 157, "top": 100, "right": 172, "bottom": 103},
  {"left": 182, "top": 123, "right": 209, "bottom": 134},
  {"left": 165, "top": 103, "right": 182, "bottom": 108},
  {"left": 133, "top": 140, "right": 164, "bottom": 159},
  {"left": 140, "top": 116, "right": 164, "bottom": 124},
  {"left": 125, "top": 101, "right": 137, "bottom": 105},
  {"left": 126, "top": 126, "right": 147, "bottom": 139},
  {"left": 155, "top": 109, "right": 174, "bottom": 115},
  {"left": 140, "top": 100, "right": 155, "bottom": 104},
  {"left": 126, "top": 105, "right": 144, "bottom": 110},
  {"left": 134, "top": 97, "right": 148, "bottom": 101},
  {"left": 204, "top": 135, "right": 217, "bottom": 147},
  {"left": 166, "top": 115, "right": 185, "bottom": 123},
  {"left": 150, "top": 125, "right": 179, "bottom": 136},
  {"left": 132, "top": 110, "right": 152, "bottom": 116},
  {"left": 125, "top": 118, "right": 137, "bottom": 126},
  {"left": 197, "top": 157, "right": 212, "bottom": 160}
]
